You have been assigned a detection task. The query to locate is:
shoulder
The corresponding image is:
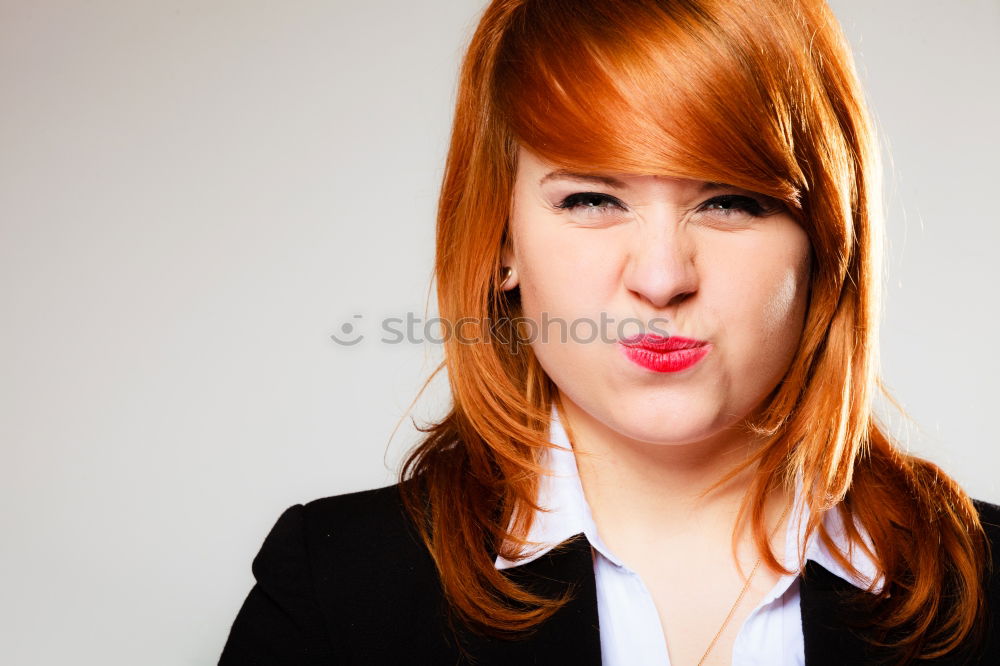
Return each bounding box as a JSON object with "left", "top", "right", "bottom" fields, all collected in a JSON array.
[
  {"left": 220, "top": 479, "right": 456, "bottom": 664},
  {"left": 303, "top": 479, "right": 416, "bottom": 528},
  {"left": 973, "top": 497, "right": 1000, "bottom": 571},
  {"left": 300, "top": 480, "right": 417, "bottom": 548},
  {"left": 973, "top": 497, "right": 1000, "bottom": 565},
  {"left": 296, "top": 479, "right": 432, "bottom": 582},
  {"left": 248, "top": 481, "right": 422, "bottom": 589},
  {"left": 259, "top": 477, "right": 432, "bottom": 578},
  {"left": 974, "top": 497, "right": 1000, "bottom": 532},
  {"left": 967, "top": 497, "right": 1000, "bottom": 661},
  {"left": 297, "top": 479, "right": 461, "bottom": 659}
]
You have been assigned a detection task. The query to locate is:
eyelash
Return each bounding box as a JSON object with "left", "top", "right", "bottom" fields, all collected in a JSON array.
[{"left": 553, "top": 192, "right": 779, "bottom": 219}]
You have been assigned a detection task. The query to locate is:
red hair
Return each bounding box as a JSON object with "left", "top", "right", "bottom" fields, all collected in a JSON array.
[{"left": 398, "top": 0, "right": 989, "bottom": 661}]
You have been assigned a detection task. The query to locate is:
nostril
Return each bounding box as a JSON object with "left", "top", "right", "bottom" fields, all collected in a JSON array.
[{"left": 667, "top": 291, "right": 695, "bottom": 308}]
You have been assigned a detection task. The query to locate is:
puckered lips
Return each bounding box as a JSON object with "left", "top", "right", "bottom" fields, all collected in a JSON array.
[{"left": 618, "top": 333, "right": 712, "bottom": 373}]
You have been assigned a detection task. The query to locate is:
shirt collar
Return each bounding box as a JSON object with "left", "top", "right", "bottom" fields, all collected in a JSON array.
[{"left": 494, "top": 404, "right": 884, "bottom": 594}]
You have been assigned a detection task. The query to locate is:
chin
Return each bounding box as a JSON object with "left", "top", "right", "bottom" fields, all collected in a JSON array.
[
  {"left": 618, "top": 421, "right": 725, "bottom": 447},
  {"left": 599, "top": 400, "right": 732, "bottom": 447}
]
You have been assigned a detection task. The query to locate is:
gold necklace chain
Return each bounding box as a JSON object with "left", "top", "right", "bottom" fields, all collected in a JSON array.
[{"left": 694, "top": 499, "right": 792, "bottom": 666}]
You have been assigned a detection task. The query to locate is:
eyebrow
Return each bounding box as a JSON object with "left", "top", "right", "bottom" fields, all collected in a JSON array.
[
  {"left": 538, "top": 169, "right": 732, "bottom": 193},
  {"left": 539, "top": 169, "right": 628, "bottom": 189}
]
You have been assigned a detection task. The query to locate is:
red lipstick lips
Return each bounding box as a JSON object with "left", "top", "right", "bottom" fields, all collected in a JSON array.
[{"left": 618, "top": 333, "right": 712, "bottom": 373}]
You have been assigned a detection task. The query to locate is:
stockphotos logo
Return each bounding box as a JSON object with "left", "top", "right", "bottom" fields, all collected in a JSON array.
[{"left": 329, "top": 312, "right": 672, "bottom": 350}]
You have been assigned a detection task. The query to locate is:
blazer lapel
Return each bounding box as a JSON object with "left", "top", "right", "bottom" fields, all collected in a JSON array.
[
  {"left": 800, "top": 559, "right": 991, "bottom": 666},
  {"left": 800, "top": 559, "right": 878, "bottom": 664},
  {"left": 470, "top": 541, "right": 879, "bottom": 666},
  {"left": 474, "top": 547, "right": 891, "bottom": 665},
  {"left": 464, "top": 532, "right": 603, "bottom": 665},
  {"left": 465, "top": 539, "right": 987, "bottom": 665},
  {"left": 460, "top": 505, "right": 998, "bottom": 665},
  {"left": 491, "top": 545, "right": 877, "bottom": 666}
]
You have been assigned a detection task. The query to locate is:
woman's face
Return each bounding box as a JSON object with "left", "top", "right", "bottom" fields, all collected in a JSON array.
[{"left": 502, "top": 145, "right": 812, "bottom": 447}]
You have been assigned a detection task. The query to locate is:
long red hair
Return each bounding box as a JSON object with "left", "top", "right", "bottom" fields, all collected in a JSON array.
[{"left": 398, "top": 0, "right": 989, "bottom": 661}]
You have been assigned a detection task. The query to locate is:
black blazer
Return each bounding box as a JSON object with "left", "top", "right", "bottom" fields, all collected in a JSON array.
[{"left": 219, "top": 480, "right": 1000, "bottom": 665}]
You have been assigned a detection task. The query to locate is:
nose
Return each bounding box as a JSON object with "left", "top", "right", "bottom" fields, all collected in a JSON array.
[{"left": 621, "top": 220, "right": 699, "bottom": 311}]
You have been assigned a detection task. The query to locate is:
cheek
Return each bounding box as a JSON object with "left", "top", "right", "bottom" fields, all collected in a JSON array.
[
  {"left": 760, "top": 266, "right": 808, "bottom": 333},
  {"left": 718, "top": 233, "right": 811, "bottom": 365},
  {"left": 516, "top": 227, "right": 618, "bottom": 319}
]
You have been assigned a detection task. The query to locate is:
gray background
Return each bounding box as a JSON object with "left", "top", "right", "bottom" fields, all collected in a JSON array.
[{"left": 1, "top": 1, "right": 997, "bottom": 664}]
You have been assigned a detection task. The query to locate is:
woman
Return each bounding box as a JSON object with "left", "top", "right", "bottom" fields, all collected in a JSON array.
[{"left": 219, "top": 0, "right": 999, "bottom": 664}]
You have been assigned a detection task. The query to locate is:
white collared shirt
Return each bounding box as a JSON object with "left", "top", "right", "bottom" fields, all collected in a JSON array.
[{"left": 494, "top": 405, "right": 883, "bottom": 665}]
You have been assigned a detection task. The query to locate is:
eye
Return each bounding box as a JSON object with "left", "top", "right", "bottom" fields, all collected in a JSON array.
[
  {"left": 554, "top": 192, "right": 627, "bottom": 216},
  {"left": 697, "top": 194, "right": 781, "bottom": 218}
]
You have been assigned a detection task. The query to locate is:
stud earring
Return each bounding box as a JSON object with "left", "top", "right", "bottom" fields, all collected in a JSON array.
[{"left": 499, "top": 266, "right": 513, "bottom": 288}]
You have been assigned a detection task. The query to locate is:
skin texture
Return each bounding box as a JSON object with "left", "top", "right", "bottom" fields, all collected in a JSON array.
[{"left": 501, "top": 144, "right": 814, "bottom": 664}]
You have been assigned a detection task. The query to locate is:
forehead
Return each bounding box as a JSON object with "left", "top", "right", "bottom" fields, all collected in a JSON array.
[{"left": 515, "top": 144, "right": 721, "bottom": 192}]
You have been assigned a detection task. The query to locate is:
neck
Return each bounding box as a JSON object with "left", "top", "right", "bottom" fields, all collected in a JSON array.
[{"left": 556, "top": 395, "right": 787, "bottom": 548}]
